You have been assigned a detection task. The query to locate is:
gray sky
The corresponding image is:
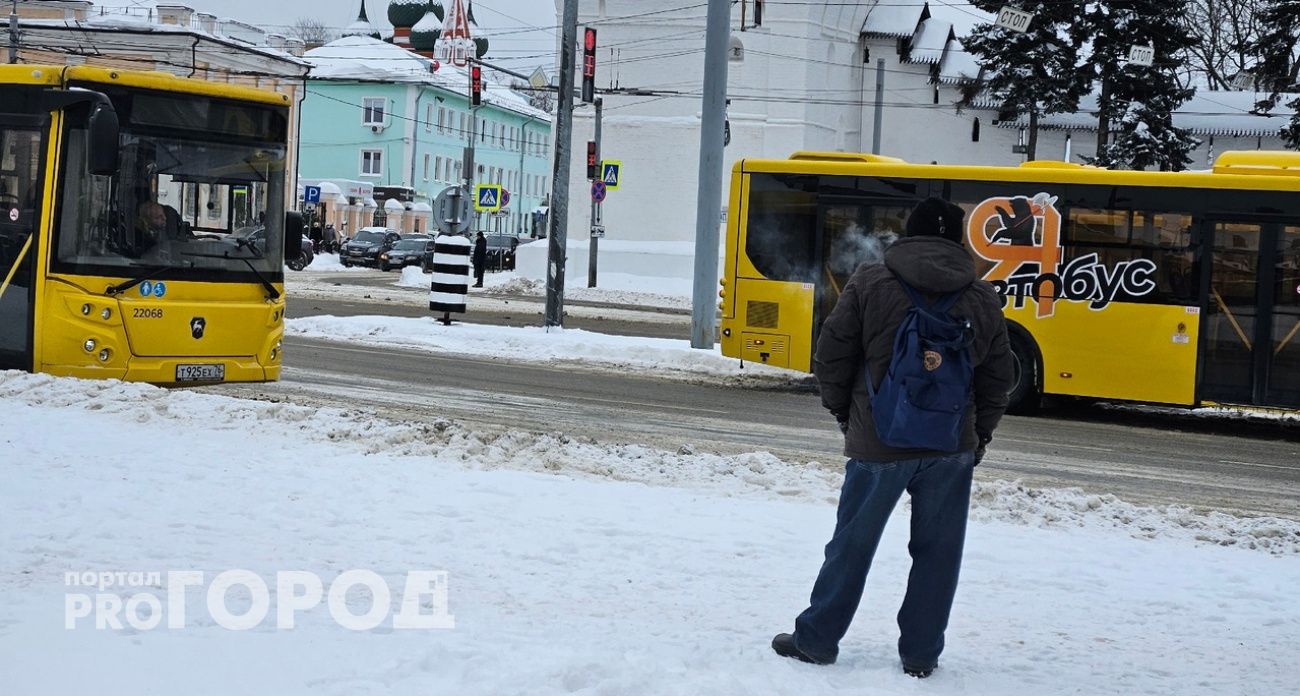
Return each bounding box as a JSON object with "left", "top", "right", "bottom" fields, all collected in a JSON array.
[{"left": 98, "top": 1, "right": 559, "bottom": 70}]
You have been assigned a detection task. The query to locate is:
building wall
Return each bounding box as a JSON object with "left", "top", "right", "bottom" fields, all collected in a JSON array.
[{"left": 300, "top": 78, "right": 553, "bottom": 237}]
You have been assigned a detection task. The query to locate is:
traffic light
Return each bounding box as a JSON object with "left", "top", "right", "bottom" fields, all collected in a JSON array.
[
  {"left": 471, "top": 65, "right": 482, "bottom": 107},
  {"left": 582, "top": 27, "right": 596, "bottom": 104},
  {"left": 586, "top": 141, "right": 597, "bottom": 180}
]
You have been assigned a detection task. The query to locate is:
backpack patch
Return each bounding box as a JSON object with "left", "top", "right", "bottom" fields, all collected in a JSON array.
[{"left": 866, "top": 277, "right": 975, "bottom": 452}]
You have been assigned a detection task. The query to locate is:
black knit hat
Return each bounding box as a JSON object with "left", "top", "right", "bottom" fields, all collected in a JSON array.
[{"left": 905, "top": 197, "right": 966, "bottom": 245}]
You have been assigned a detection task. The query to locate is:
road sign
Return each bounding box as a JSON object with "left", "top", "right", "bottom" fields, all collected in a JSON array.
[
  {"left": 590, "top": 225, "right": 605, "bottom": 239},
  {"left": 433, "top": 185, "right": 472, "bottom": 235},
  {"left": 474, "top": 183, "right": 503, "bottom": 212},
  {"left": 591, "top": 180, "right": 607, "bottom": 203},
  {"left": 600, "top": 160, "right": 621, "bottom": 190},
  {"left": 995, "top": 6, "right": 1034, "bottom": 33},
  {"left": 529, "top": 66, "right": 549, "bottom": 90},
  {"left": 304, "top": 185, "right": 321, "bottom": 204},
  {"left": 1128, "top": 45, "right": 1155, "bottom": 67},
  {"left": 500, "top": 188, "right": 511, "bottom": 209}
]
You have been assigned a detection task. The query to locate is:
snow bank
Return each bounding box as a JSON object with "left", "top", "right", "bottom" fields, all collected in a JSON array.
[
  {"left": 3, "top": 372, "right": 1295, "bottom": 554},
  {"left": 515, "top": 238, "right": 723, "bottom": 285},
  {"left": 299, "top": 252, "right": 367, "bottom": 273},
  {"left": 285, "top": 315, "right": 794, "bottom": 384}
]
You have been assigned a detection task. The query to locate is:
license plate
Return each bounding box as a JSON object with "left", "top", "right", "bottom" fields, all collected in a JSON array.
[{"left": 175, "top": 364, "right": 225, "bottom": 382}]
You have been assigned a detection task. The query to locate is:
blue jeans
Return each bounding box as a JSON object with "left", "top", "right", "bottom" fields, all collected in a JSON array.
[{"left": 792, "top": 452, "right": 975, "bottom": 668}]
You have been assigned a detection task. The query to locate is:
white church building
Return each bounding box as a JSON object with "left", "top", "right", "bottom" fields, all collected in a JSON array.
[{"left": 557, "top": 0, "right": 1290, "bottom": 247}]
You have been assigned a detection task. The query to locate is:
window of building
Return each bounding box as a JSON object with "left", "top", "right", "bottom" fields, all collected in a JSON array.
[
  {"left": 362, "top": 98, "right": 385, "bottom": 126},
  {"left": 425, "top": 103, "right": 433, "bottom": 132},
  {"left": 424, "top": 154, "right": 432, "bottom": 181},
  {"left": 460, "top": 112, "right": 467, "bottom": 135},
  {"left": 438, "top": 107, "right": 446, "bottom": 134},
  {"left": 360, "top": 149, "right": 383, "bottom": 176}
]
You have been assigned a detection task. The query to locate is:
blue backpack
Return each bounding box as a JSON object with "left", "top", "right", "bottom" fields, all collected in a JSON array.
[{"left": 866, "top": 276, "right": 975, "bottom": 452}]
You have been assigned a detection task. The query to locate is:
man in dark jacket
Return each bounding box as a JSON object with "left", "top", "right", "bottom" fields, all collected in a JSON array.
[
  {"left": 472, "top": 232, "right": 487, "bottom": 287},
  {"left": 772, "top": 197, "right": 1014, "bottom": 678}
]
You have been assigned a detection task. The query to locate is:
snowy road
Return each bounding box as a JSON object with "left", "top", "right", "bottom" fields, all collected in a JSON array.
[{"left": 213, "top": 335, "right": 1300, "bottom": 521}]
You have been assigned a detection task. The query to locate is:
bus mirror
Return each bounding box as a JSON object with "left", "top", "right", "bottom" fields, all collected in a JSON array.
[
  {"left": 88, "top": 104, "right": 120, "bottom": 176},
  {"left": 284, "top": 211, "right": 304, "bottom": 259}
]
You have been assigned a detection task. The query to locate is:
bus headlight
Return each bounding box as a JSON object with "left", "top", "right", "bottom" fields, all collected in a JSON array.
[
  {"left": 81, "top": 303, "right": 91, "bottom": 316},
  {"left": 101, "top": 308, "right": 112, "bottom": 320},
  {"left": 98, "top": 348, "right": 111, "bottom": 362},
  {"left": 83, "top": 339, "right": 96, "bottom": 352}
]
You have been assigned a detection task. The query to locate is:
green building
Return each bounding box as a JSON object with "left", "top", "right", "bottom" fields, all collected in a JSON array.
[{"left": 299, "top": 35, "right": 552, "bottom": 237}]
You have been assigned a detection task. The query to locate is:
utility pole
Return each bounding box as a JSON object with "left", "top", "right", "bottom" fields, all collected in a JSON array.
[
  {"left": 587, "top": 97, "right": 601, "bottom": 288},
  {"left": 544, "top": 0, "right": 578, "bottom": 328},
  {"left": 462, "top": 63, "right": 478, "bottom": 236},
  {"left": 871, "top": 58, "right": 884, "bottom": 154},
  {"left": 8, "top": 0, "right": 19, "bottom": 65},
  {"left": 689, "top": 0, "right": 730, "bottom": 349}
]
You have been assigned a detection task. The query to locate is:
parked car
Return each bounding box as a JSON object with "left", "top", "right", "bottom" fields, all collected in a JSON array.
[
  {"left": 340, "top": 227, "right": 401, "bottom": 268},
  {"left": 233, "top": 225, "right": 313, "bottom": 271},
  {"left": 379, "top": 236, "right": 434, "bottom": 272},
  {"left": 484, "top": 234, "right": 519, "bottom": 271}
]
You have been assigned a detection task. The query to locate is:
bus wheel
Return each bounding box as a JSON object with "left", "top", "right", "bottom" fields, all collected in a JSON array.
[{"left": 1007, "top": 332, "right": 1041, "bottom": 414}]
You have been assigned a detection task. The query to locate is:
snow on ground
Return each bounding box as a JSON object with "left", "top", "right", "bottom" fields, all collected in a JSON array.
[
  {"left": 391, "top": 265, "right": 692, "bottom": 310},
  {"left": 286, "top": 314, "right": 796, "bottom": 384},
  {"left": 4, "top": 372, "right": 1300, "bottom": 695},
  {"left": 300, "top": 252, "right": 368, "bottom": 273}
]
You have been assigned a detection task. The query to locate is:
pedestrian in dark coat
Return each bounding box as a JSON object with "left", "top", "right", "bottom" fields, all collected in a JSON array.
[
  {"left": 772, "top": 197, "right": 1014, "bottom": 678},
  {"left": 471, "top": 232, "right": 487, "bottom": 287}
]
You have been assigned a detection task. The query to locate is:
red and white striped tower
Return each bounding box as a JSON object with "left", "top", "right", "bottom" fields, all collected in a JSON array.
[{"left": 435, "top": 0, "right": 475, "bottom": 67}]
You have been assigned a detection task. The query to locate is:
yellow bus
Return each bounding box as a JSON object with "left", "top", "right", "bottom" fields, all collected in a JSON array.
[
  {"left": 719, "top": 151, "right": 1300, "bottom": 410},
  {"left": 0, "top": 65, "right": 301, "bottom": 384}
]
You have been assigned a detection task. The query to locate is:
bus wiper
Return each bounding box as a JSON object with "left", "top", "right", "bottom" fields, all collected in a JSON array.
[
  {"left": 106, "top": 264, "right": 168, "bottom": 296},
  {"left": 180, "top": 250, "right": 280, "bottom": 300},
  {"left": 233, "top": 236, "right": 263, "bottom": 258}
]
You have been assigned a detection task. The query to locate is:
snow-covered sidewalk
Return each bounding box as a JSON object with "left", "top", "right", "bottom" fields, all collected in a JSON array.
[
  {"left": 286, "top": 314, "right": 798, "bottom": 384},
  {"left": 3, "top": 372, "right": 1298, "bottom": 695}
]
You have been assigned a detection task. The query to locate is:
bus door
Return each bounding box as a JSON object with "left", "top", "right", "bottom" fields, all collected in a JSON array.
[
  {"left": 0, "top": 122, "right": 43, "bottom": 371},
  {"left": 814, "top": 198, "right": 911, "bottom": 330},
  {"left": 1201, "top": 219, "right": 1300, "bottom": 407}
]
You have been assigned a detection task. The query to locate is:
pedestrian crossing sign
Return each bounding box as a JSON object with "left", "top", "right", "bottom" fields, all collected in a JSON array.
[
  {"left": 600, "top": 160, "right": 622, "bottom": 190},
  {"left": 474, "top": 184, "right": 503, "bottom": 212}
]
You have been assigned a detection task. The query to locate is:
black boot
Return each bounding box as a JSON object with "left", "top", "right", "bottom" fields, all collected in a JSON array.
[
  {"left": 903, "top": 664, "right": 935, "bottom": 679},
  {"left": 771, "top": 633, "right": 832, "bottom": 665}
]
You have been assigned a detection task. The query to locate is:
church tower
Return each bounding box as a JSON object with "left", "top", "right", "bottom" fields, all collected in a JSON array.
[{"left": 435, "top": 0, "right": 475, "bottom": 67}]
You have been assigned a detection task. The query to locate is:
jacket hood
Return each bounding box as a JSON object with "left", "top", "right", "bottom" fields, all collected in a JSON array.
[{"left": 883, "top": 236, "right": 977, "bottom": 293}]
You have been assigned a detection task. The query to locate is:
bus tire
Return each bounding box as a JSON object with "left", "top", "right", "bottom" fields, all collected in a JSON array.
[{"left": 1006, "top": 330, "right": 1041, "bottom": 414}]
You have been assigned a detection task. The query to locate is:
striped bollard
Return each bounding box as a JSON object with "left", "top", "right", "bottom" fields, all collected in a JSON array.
[{"left": 429, "top": 234, "right": 472, "bottom": 325}]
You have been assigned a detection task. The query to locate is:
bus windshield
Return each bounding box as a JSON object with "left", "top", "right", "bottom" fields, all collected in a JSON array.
[{"left": 54, "top": 103, "right": 286, "bottom": 280}]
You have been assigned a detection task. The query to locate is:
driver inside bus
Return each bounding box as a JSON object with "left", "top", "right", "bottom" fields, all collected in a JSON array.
[{"left": 133, "top": 200, "right": 182, "bottom": 258}]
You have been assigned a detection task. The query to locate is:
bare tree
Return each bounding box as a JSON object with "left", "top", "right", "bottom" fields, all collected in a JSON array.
[
  {"left": 288, "top": 18, "right": 335, "bottom": 49},
  {"left": 511, "top": 79, "right": 555, "bottom": 114},
  {"left": 1178, "top": 0, "right": 1264, "bottom": 90}
]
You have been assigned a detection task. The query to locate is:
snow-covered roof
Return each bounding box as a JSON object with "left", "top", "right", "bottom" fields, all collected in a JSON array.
[
  {"left": 412, "top": 11, "right": 441, "bottom": 33},
  {"left": 995, "top": 91, "right": 1290, "bottom": 137},
  {"left": 862, "top": 5, "right": 923, "bottom": 38},
  {"left": 305, "top": 37, "right": 549, "bottom": 120},
  {"left": 909, "top": 18, "right": 953, "bottom": 65},
  {"left": 862, "top": 1, "right": 991, "bottom": 38},
  {"left": 936, "top": 42, "right": 981, "bottom": 84},
  {"left": 18, "top": 15, "right": 308, "bottom": 68}
]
